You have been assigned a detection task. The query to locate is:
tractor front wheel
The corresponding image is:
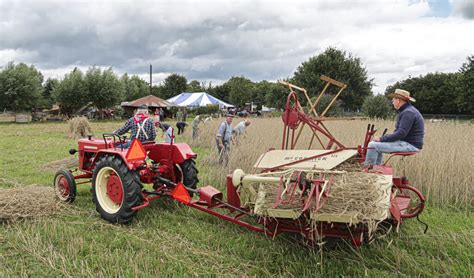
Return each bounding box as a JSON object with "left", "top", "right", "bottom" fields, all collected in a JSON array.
[
  {"left": 91, "top": 155, "right": 143, "bottom": 224},
  {"left": 53, "top": 169, "right": 77, "bottom": 203}
]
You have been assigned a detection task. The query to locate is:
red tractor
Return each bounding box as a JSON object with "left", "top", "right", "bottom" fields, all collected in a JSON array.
[{"left": 53, "top": 134, "right": 198, "bottom": 223}]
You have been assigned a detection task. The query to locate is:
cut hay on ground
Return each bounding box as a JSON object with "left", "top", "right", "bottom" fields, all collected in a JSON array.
[
  {"left": 40, "top": 157, "right": 78, "bottom": 172},
  {"left": 0, "top": 185, "right": 65, "bottom": 223},
  {"left": 68, "top": 116, "right": 92, "bottom": 139}
]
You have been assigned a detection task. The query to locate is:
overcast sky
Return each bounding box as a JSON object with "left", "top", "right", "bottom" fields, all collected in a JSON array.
[{"left": 0, "top": 0, "right": 473, "bottom": 94}]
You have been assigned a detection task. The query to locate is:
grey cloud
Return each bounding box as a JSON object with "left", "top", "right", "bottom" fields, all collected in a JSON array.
[
  {"left": 0, "top": 0, "right": 472, "bottom": 94},
  {"left": 452, "top": 0, "right": 474, "bottom": 19}
]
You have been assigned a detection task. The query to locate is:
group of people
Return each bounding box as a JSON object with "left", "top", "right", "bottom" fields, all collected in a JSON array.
[
  {"left": 114, "top": 88, "right": 424, "bottom": 167},
  {"left": 215, "top": 115, "right": 251, "bottom": 165}
]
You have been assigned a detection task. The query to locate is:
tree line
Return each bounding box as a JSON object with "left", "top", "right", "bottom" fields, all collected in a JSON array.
[{"left": 0, "top": 48, "right": 472, "bottom": 116}]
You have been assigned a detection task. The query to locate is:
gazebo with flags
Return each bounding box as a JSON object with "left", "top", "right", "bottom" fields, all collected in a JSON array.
[{"left": 167, "top": 92, "right": 234, "bottom": 108}]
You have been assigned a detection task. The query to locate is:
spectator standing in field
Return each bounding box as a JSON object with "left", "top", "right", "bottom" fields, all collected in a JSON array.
[
  {"left": 192, "top": 115, "right": 201, "bottom": 140},
  {"left": 176, "top": 109, "right": 183, "bottom": 122},
  {"left": 115, "top": 105, "right": 156, "bottom": 148},
  {"left": 233, "top": 119, "right": 251, "bottom": 143},
  {"left": 216, "top": 114, "right": 234, "bottom": 165},
  {"left": 364, "top": 89, "right": 424, "bottom": 166},
  {"left": 159, "top": 108, "right": 165, "bottom": 121}
]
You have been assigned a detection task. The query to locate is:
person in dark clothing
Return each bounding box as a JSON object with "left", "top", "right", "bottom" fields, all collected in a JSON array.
[
  {"left": 364, "top": 89, "right": 425, "bottom": 166},
  {"left": 176, "top": 121, "right": 187, "bottom": 135}
]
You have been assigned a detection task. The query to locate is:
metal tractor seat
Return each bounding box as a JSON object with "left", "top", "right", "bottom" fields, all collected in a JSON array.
[{"left": 383, "top": 151, "right": 418, "bottom": 165}]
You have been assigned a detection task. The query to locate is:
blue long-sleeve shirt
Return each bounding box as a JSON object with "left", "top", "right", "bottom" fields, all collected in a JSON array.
[{"left": 380, "top": 103, "right": 424, "bottom": 149}]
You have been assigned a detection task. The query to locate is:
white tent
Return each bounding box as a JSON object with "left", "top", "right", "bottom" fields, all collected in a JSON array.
[{"left": 167, "top": 92, "right": 234, "bottom": 108}]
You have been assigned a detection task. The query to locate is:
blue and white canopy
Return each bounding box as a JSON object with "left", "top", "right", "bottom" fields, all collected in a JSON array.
[{"left": 167, "top": 92, "right": 234, "bottom": 108}]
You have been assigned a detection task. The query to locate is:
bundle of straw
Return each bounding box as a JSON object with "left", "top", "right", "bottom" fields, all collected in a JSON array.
[
  {"left": 0, "top": 185, "right": 64, "bottom": 223},
  {"left": 68, "top": 116, "right": 92, "bottom": 139}
]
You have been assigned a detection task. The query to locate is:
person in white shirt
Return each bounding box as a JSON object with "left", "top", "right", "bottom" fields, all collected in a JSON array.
[
  {"left": 215, "top": 114, "right": 235, "bottom": 165},
  {"left": 233, "top": 119, "right": 251, "bottom": 143}
]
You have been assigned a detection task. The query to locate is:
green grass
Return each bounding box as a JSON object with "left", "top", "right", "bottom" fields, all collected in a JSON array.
[{"left": 0, "top": 122, "right": 472, "bottom": 276}]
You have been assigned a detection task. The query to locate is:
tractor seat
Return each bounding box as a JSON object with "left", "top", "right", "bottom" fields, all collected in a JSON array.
[
  {"left": 389, "top": 151, "right": 418, "bottom": 157},
  {"left": 141, "top": 141, "right": 156, "bottom": 145},
  {"left": 383, "top": 151, "right": 418, "bottom": 165}
]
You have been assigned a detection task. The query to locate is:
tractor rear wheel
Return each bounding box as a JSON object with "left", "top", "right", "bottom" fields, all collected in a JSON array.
[
  {"left": 91, "top": 155, "right": 143, "bottom": 224},
  {"left": 53, "top": 169, "right": 77, "bottom": 203},
  {"left": 178, "top": 159, "right": 199, "bottom": 195}
]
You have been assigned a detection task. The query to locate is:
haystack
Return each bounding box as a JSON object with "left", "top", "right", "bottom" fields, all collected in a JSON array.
[
  {"left": 0, "top": 185, "right": 64, "bottom": 223},
  {"left": 68, "top": 116, "right": 92, "bottom": 139}
]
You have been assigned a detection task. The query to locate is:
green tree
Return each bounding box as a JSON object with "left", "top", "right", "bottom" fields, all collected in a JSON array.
[
  {"left": 386, "top": 72, "right": 461, "bottom": 114},
  {"left": 457, "top": 55, "right": 474, "bottom": 114},
  {"left": 253, "top": 80, "right": 273, "bottom": 108},
  {"left": 0, "top": 62, "right": 43, "bottom": 111},
  {"left": 308, "top": 94, "right": 343, "bottom": 117},
  {"left": 362, "top": 95, "right": 393, "bottom": 119},
  {"left": 264, "top": 82, "right": 288, "bottom": 110},
  {"left": 121, "top": 74, "right": 149, "bottom": 101},
  {"left": 293, "top": 47, "right": 373, "bottom": 111},
  {"left": 84, "top": 67, "right": 124, "bottom": 109},
  {"left": 208, "top": 83, "right": 230, "bottom": 103},
  {"left": 163, "top": 73, "right": 187, "bottom": 99},
  {"left": 187, "top": 80, "right": 202, "bottom": 92},
  {"left": 41, "top": 78, "right": 59, "bottom": 108},
  {"left": 52, "top": 68, "right": 87, "bottom": 115},
  {"left": 225, "top": 76, "right": 255, "bottom": 107}
]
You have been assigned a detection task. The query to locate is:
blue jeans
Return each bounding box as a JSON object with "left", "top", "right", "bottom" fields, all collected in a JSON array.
[
  {"left": 116, "top": 140, "right": 131, "bottom": 149},
  {"left": 364, "top": 140, "right": 419, "bottom": 166}
]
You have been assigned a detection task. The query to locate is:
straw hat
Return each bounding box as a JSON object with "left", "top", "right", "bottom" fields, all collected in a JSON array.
[{"left": 387, "top": 89, "right": 416, "bottom": 102}]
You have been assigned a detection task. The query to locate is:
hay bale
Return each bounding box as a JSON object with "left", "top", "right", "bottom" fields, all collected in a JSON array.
[
  {"left": 0, "top": 185, "right": 64, "bottom": 223},
  {"left": 68, "top": 116, "right": 92, "bottom": 139}
]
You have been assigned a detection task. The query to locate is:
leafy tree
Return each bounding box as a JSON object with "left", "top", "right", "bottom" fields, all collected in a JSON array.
[
  {"left": 163, "top": 73, "right": 187, "bottom": 99},
  {"left": 457, "top": 55, "right": 474, "bottom": 114},
  {"left": 121, "top": 74, "right": 149, "bottom": 101},
  {"left": 253, "top": 80, "right": 273, "bottom": 108},
  {"left": 41, "top": 78, "right": 59, "bottom": 108},
  {"left": 362, "top": 95, "right": 393, "bottom": 119},
  {"left": 84, "top": 67, "right": 124, "bottom": 109},
  {"left": 386, "top": 72, "right": 461, "bottom": 114},
  {"left": 307, "top": 94, "right": 343, "bottom": 117},
  {"left": 225, "top": 76, "right": 255, "bottom": 107},
  {"left": 264, "top": 82, "right": 288, "bottom": 110},
  {"left": 208, "top": 83, "right": 230, "bottom": 103},
  {"left": 52, "top": 68, "right": 87, "bottom": 115},
  {"left": 292, "top": 47, "right": 373, "bottom": 111},
  {"left": 187, "top": 80, "right": 202, "bottom": 92},
  {"left": 151, "top": 85, "right": 166, "bottom": 98},
  {"left": 0, "top": 62, "right": 43, "bottom": 112}
]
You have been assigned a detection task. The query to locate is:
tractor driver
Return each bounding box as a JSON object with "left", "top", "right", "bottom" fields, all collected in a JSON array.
[
  {"left": 115, "top": 105, "right": 156, "bottom": 148},
  {"left": 364, "top": 89, "right": 424, "bottom": 166}
]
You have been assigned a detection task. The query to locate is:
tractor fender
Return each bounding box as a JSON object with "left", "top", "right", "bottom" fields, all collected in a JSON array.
[
  {"left": 146, "top": 143, "right": 197, "bottom": 165},
  {"left": 92, "top": 150, "right": 139, "bottom": 171}
]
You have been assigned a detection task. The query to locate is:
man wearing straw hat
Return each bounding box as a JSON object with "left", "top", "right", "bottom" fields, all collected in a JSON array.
[{"left": 364, "top": 89, "right": 425, "bottom": 166}]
